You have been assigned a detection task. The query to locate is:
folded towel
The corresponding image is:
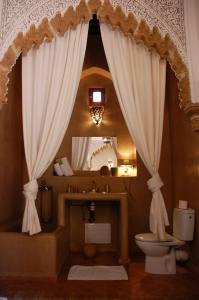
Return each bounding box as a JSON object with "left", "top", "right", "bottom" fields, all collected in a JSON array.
[
  {"left": 60, "top": 157, "right": 74, "bottom": 176},
  {"left": 54, "top": 163, "right": 63, "bottom": 176}
]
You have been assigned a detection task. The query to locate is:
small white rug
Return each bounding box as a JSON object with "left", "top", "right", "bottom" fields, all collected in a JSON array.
[{"left": 67, "top": 265, "right": 128, "bottom": 280}]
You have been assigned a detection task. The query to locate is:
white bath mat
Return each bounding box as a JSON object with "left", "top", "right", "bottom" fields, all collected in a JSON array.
[{"left": 67, "top": 265, "right": 128, "bottom": 280}]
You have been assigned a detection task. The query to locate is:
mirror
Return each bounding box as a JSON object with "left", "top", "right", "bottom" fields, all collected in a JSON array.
[{"left": 72, "top": 136, "right": 117, "bottom": 171}]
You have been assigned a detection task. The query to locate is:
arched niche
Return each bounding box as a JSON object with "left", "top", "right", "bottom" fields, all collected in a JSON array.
[{"left": 81, "top": 66, "right": 112, "bottom": 81}]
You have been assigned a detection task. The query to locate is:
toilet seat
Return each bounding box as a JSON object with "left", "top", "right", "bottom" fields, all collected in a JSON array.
[{"left": 135, "top": 233, "right": 184, "bottom": 246}]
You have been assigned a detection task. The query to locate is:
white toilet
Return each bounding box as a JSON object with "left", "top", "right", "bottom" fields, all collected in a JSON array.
[{"left": 135, "top": 208, "right": 195, "bottom": 274}]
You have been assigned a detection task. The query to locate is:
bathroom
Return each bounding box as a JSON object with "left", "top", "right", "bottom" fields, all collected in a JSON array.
[{"left": 0, "top": 1, "right": 199, "bottom": 298}]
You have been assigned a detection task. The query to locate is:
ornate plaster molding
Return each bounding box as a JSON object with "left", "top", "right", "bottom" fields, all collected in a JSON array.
[
  {"left": 95, "top": 0, "right": 194, "bottom": 125},
  {"left": 0, "top": 0, "right": 91, "bottom": 105},
  {"left": 0, "top": 0, "right": 186, "bottom": 62},
  {"left": 110, "top": 0, "right": 186, "bottom": 64},
  {"left": 0, "top": 0, "right": 197, "bottom": 130}
]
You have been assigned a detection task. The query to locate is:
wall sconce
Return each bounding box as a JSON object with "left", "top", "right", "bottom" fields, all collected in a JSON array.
[
  {"left": 89, "top": 88, "right": 105, "bottom": 126},
  {"left": 118, "top": 159, "right": 137, "bottom": 177},
  {"left": 90, "top": 106, "right": 104, "bottom": 126}
]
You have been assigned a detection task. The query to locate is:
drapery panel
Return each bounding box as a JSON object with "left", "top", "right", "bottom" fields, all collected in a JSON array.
[
  {"left": 101, "top": 24, "right": 169, "bottom": 240},
  {"left": 111, "top": 137, "right": 118, "bottom": 158},
  {"left": 22, "top": 23, "right": 88, "bottom": 235},
  {"left": 72, "top": 137, "right": 91, "bottom": 170}
]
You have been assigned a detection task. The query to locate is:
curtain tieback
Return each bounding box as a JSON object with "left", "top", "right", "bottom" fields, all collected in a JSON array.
[
  {"left": 23, "top": 179, "right": 38, "bottom": 202},
  {"left": 147, "top": 173, "right": 163, "bottom": 193}
]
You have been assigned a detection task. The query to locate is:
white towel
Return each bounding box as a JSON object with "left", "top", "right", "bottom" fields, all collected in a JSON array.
[
  {"left": 60, "top": 157, "right": 74, "bottom": 176},
  {"left": 54, "top": 163, "right": 63, "bottom": 176},
  {"left": 67, "top": 265, "right": 128, "bottom": 280}
]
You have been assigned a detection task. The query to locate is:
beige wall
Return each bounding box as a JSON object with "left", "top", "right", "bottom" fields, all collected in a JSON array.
[
  {"left": 0, "top": 25, "right": 198, "bottom": 274},
  {"left": 42, "top": 68, "right": 173, "bottom": 253},
  {"left": 167, "top": 66, "right": 199, "bottom": 270},
  {"left": 0, "top": 32, "right": 177, "bottom": 260},
  {"left": 0, "top": 57, "right": 24, "bottom": 229},
  {"left": 54, "top": 73, "right": 136, "bottom": 164},
  {"left": 41, "top": 32, "right": 173, "bottom": 254}
]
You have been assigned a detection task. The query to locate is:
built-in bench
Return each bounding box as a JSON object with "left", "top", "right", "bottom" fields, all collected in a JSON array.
[{"left": 0, "top": 225, "right": 68, "bottom": 279}]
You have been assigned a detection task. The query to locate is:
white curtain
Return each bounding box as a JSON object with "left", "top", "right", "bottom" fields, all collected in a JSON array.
[
  {"left": 101, "top": 24, "right": 169, "bottom": 240},
  {"left": 184, "top": 0, "right": 199, "bottom": 103},
  {"left": 22, "top": 23, "right": 88, "bottom": 235},
  {"left": 111, "top": 137, "right": 118, "bottom": 158},
  {"left": 72, "top": 137, "right": 91, "bottom": 170}
]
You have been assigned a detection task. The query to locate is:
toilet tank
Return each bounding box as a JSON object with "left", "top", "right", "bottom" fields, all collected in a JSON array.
[{"left": 173, "top": 208, "right": 195, "bottom": 241}]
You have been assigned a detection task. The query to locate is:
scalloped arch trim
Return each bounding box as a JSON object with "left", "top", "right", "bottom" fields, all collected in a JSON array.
[{"left": 0, "top": 0, "right": 198, "bottom": 130}]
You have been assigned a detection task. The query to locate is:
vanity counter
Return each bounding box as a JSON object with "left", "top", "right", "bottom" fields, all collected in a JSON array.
[{"left": 58, "top": 192, "right": 127, "bottom": 201}]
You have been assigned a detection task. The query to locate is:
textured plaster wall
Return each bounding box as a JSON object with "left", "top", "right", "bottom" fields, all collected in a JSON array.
[
  {"left": 167, "top": 65, "right": 199, "bottom": 270},
  {"left": 0, "top": 57, "right": 24, "bottom": 229},
  {"left": 42, "top": 33, "right": 173, "bottom": 253}
]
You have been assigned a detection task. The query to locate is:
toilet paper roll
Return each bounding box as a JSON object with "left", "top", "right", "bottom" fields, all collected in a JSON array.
[{"left": 179, "top": 200, "right": 188, "bottom": 209}]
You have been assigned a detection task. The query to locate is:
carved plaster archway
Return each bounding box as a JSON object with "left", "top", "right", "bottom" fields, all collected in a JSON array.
[{"left": 0, "top": 0, "right": 198, "bottom": 130}]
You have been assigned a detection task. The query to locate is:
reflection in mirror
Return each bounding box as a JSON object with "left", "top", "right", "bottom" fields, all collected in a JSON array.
[{"left": 72, "top": 137, "right": 117, "bottom": 171}]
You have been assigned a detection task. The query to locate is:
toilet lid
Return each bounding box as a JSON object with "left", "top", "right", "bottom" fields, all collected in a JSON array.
[{"left": 135, "top": 233, "right": 173, "bottom": 242}]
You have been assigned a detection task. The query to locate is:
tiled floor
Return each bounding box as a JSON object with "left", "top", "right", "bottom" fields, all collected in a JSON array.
[{"left": 0, "top": 252, "right": 199, "bottom": 299}]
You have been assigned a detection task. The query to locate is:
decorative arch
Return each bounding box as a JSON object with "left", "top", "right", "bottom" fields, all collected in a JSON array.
[
  {"left": 0, "top": 0, "right": 91, "bottom": 107},
  {"left": 81, "top": 66, "right": 112, "bottom": 80},
  {"left": 0, "top": 0, "right": 198, "bottom": 130}
]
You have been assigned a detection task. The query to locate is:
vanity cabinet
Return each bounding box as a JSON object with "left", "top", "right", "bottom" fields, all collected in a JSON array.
[{"left": 57, "top": 192, "right": 129, "bottom": 264}]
